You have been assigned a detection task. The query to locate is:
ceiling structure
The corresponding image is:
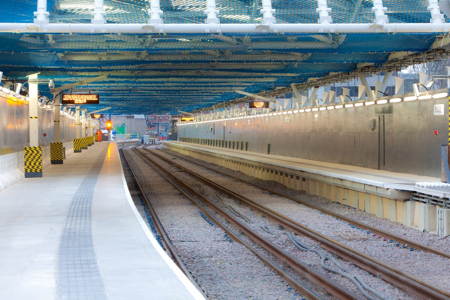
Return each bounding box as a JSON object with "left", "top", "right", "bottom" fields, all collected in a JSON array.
[{"left": 0, "top": 0, "right": 449, "bottom": 114}]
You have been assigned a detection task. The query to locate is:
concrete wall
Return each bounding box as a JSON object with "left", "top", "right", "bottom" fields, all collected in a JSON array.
[
  {"left": 111, "top": 115, "right": 148, "bottom": 136},
  {"left": 178, "top": 98, "right": 448, "bottom": 177},
  {"left": 0, "top": 93, "right": 79, "bottom": 190}
]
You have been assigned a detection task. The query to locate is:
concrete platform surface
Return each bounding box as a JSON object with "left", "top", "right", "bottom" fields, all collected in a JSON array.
[
  {"left": 0, "top": 142, "right": 203, "bottom": 300},
  {"left": 170, "top": 142, "right": 446, "bottom": 197}
]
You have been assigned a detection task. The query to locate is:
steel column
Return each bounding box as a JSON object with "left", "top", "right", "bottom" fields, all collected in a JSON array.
[
  {"left": 261, "top": 0, "right": 276, "bottom": 25},
  {"left": 372, "top": 0, "right": 388, "bottom": 25},
  {"left": 428, "top": 0, "right": 445, "bottom": 24},
  {"left": 92, "top": 0, "right": 106, "bottom": 24},
  {"left": 34, "top": 0, "right": 49, "bottom": 24},
  {"left": 148, "top": 0, "right": 163, "bottom": 24},
  {"left": 317, "top": 0, "right": 332, "bottom": 24},
  {"left": 205, "top": 0, "right": 219, "bottom": 24}
]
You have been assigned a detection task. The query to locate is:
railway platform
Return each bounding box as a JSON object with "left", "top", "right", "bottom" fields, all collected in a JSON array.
[
  {"left": 0, "top": 142, "right": 203, "bottom": 300},
  {"left": 167, "top": 141, "right": 450, "bottom": 235}
]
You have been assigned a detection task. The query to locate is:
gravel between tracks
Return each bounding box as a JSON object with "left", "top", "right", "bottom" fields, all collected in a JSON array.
[
  {"left": 161, "top": 147, "right": 450, "bottom": 296},
  {"left": 122, "top": 148, "right": 301, "bottom": 300}
]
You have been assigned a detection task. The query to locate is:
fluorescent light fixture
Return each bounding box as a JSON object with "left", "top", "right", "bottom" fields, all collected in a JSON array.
[
  {"left": 319, "top": 107, "right": 326, "bottom": 111},
  {"left": 312, "top": 108, "right": 319, "bottom": 112},
  {"left": 389, "top": 98, "right": 402, "bottom": 103},
  {"left": 432, "top": 92, "right": 448, "bottom": 99},
  {"left": 377, "top": 99, "right": 388, "bottom": 105},
  {"left": 327, "top": 106, "right": 335, "bottom": 110},
  {"left": 299, "top": 109, "right": 305, "bottom": 113},
  {"left": 354, "top": 103, "right": 364, "bottom": 107},
  {"left": 335, "top": 105, "right": 343, "bottom": 109},
  {"left": 418, "top": 95, "right": 432, "bottom": 100},
  {"left": 293, "top": 110, "right": 299, "bottom": 113},
  {"left": 305, "top": 108, "right": 311, "bottom": 112},
  {"left": 404, "top": 96, "right": 417, "bottom": 101},
  {"left": 344, "top": 104, "right": 354, "bottom": 108}
]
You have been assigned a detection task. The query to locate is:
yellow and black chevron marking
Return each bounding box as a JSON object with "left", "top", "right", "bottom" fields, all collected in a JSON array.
[
  {"left": 24, "top": 146, "right": 42, "bottom": 178},
  {"left": 82, "top": 137, "right": 88, "bottom": 149},
  {"left": 50, "top": 142, "right": 64, "bottom": 164},
  {"left": 73, "top": 138, "right": 82, "bottom": 153}
]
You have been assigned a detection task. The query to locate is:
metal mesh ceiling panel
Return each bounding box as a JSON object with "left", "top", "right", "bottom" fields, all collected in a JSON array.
[
  {"left": 217, "top": 0, "right": 262, "bottom": 23},
  {"left": 273, "top": 0, "right": 317, "bottom": 24},
  {"left": 0, "top": 1, "right": 448, "bottom": 114}
]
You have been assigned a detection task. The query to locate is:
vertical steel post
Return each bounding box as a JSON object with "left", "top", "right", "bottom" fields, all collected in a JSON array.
[
  {"left": 34, "top": 0, "right": 49, "bottom": 24},
  {"left": 92, "top": 0, "right": 106, "bottom": 24},
  {"left": 205, "top": 0, "right": 219, "bottom": 24},
  {"left": 261, "top": 0, "right": 276, "bottom": 25},
  {"left": 372, "top": 0, "right": 388, "bottom": 25},
  {"left": 428, "top": 0, "right": 445, "bottom": 24},
  {"left": 148, "top": 0, "right": 163, "bottom": 24},
  {"left": 317, "top": 0, "right": 332, "bottom": 24}
]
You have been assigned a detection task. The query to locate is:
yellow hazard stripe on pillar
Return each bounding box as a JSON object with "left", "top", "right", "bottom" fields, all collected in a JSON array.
[
  {"left": 24, "top": 146, "right": 43, "bottom": 178},
  {"left": 50, "top": 142, "right": 65, "bottom": 164},
  {"left": 73, "top": 138, "right": 82, "bottom": 153}
]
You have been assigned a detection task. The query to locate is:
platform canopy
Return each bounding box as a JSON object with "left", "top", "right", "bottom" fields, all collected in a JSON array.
[{"left": 0, "top": 0, "right": 449, "bottom": 114}]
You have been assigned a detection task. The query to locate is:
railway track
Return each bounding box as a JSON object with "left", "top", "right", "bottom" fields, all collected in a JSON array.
[
  {"left": 140, "top": 147, "right": 450, "bottom": 300},
  {"left": 165, "top": 146, "right": 450, "bottom": 260},
  {"left": 129, "top": 147, "right": 359, "bottom": 300}
]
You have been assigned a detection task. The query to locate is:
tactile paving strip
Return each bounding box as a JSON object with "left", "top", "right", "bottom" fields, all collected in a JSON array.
[{"left": 56, "top": 153, "right": 107, "bottom": 300}]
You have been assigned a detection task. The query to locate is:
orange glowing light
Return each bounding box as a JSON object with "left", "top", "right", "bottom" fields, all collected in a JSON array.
[{"left": 105, "top": 120, "right": 113, "bottom": 130}]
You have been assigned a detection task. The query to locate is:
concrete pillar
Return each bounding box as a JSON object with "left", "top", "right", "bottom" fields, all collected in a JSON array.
[
  {"left": 395, "top": 77, "right": 404, "bottom": 95},
  {"left": 437, "top": 208, "right": 450, "bottom": 237},
  {"left": 424, "top": 204, "right": 437, "bottom": 232},
  {"left": 24, "top": 73, "right": 43, "bottom": 178},
  {"left": 75, "top": 107, "right": 81, "bottom": 139},
  {"left": 81, "top": 110, "right": 87, "bottom": 138},
  {"left": 50, "top": 93, "right": 64, "bottom": 164},
  {"left": 28, "top": 74, "right": 39, "bottom": 147}
]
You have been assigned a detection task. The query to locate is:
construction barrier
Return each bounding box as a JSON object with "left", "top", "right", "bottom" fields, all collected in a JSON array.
[
  {"left": 50, "top": 142, "right": 65, "bottom": 164},
  {"left": 24, "top": 146, "right": 43, "bottom": 178}
]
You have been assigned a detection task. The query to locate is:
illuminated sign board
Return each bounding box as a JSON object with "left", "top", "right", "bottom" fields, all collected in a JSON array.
[
  {"left": 249, "top": 101, "right": 269, "bottom": 108},
  {"left": 180, "top": 116, "right": 195, "bottom": 122},
  {"left": 62, "top": 94, "right": 100, "bottom": 105}
]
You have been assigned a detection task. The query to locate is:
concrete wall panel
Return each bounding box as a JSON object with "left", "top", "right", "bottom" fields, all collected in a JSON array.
[
  {"left": 0, "top": 96, "right": 78, "bottom": 154},
  {"left": 178, "top": 99, "right": 448, "bottom": 177}
]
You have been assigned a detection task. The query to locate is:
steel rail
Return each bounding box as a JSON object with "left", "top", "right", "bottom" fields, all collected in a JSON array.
[
  {"left": 132, "top": 148, "right": 355, "bottom": 300},
  {"left": 148, "top": 148, "right": 450, "bottom": 300},
  {"left": 166, "top": 146, "right": 450, "bottom": 260}
]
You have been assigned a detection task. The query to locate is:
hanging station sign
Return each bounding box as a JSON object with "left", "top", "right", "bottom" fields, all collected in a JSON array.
[{"left": 62, "top": 94, "right": 100, "bottom": 105}]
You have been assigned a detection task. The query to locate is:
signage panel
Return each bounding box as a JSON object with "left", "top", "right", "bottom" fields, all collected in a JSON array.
[
  {"left": 249, "top": 101, "right": 269, "bottom": 108},
  {"left": 62, "top": 94, "right": 100, "bottom": 105}
]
